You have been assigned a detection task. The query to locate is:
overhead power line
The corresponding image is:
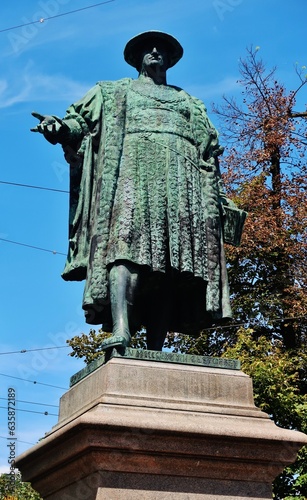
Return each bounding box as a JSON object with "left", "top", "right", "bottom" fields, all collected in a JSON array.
[
  {"left": 0, "top": 237, "right": 66, "bottom": 256},
  {"left": 0, "top": 313, "right": 305, "bottom": 356},
  {"left": 0, "top": 180, "right": 68, "bottom": 193},
  {"left": 0, "top": 1, "right": 116, "bottom": 34},
  {"left": 200, "top": 314, "right": 307, "bottom": 333},
  {"left": 0, "top": 373, "right": 68, "bottom": 390},
  {"left": 0, "top": 406, "right": 58, "bottom": 417},
  {"left": 0, "top": 436, "right": 36, "bottom": 446},
  {"left": 0, "top": 346, "right": 68, "bottom": 355},
  {"left": 0, "top": 397, "right": 58, "bottom": 408}
]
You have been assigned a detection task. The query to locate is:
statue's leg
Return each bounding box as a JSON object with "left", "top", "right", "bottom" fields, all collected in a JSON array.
[
  {"left": 100, "top": 261, "right": 140, "bottom": 351},
  {"left": 110, "top": 262, "right": 131, "bottom": 342}
]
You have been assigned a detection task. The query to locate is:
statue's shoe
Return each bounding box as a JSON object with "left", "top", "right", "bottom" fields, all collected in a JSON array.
[{"left": 100, "top": 335, "right": 130, "bottom": 351}]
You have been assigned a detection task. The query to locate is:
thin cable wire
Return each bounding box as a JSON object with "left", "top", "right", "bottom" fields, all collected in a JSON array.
[
  {"left": 181, "top": 314, "right": 307, "bottom": 335},
  {"left": 0, "top": 397, "right": 58, "bottom": 408},
  {"left": 0, "top": 373, "right": 68, "bottom": 390},
  {"left": 0, "top": 346, "right": 69, "bottom": 355},
  {"left": 0, "top": 315, "right": 305, "bottom": 356},
  {"left": 0, "top": 1, "right": 116, "bottom": 34},
  {"left": 0, "top": 436, "right": 35, "bottom": 446},
  {"left": 0, "top": 180, "right": 68, "bottom": 193},
  {"left": 0, "top": 406, "right": 58, "bottom": 416},
  {"left": 0, "top": 237, "right": 66, "bottom": 256}
]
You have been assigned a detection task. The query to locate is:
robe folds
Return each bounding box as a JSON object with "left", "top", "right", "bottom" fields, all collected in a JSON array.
[{"left": 60, "top": 77, "right": 237, "bottom": 334}]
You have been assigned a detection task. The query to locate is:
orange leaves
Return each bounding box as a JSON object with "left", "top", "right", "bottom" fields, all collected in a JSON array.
[{"left": 214, "top": 46, "right": 307, "bottom": 348}]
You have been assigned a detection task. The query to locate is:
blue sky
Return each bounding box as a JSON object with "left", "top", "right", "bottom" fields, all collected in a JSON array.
[{"left": 0, "top": 0, "right": 306, "bottom": 475}]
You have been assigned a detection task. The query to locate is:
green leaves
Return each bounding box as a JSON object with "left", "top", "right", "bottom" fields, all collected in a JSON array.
[
  {"left": 223, "top": 329, "right": 307, "bottom": 427},
  {"left": 0, "top": 472, "right": 42, "bottom": 499},
  {"left": 67, "top": 328, "right": 147, "bottom": 363}
]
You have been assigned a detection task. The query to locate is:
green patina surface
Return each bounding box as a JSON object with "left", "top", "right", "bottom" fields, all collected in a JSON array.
[{"left": 57, "top": 76, "right": 245, "bottom": 331}]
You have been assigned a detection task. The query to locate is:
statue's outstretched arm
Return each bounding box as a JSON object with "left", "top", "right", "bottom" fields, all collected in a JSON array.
[{"left": 31, "top": 85, "right": 103, "bottom": 151}]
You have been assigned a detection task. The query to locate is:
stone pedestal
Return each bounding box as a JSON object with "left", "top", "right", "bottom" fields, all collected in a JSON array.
[{"left": 15, "top": 352, "right": 307, "bottom": 499}]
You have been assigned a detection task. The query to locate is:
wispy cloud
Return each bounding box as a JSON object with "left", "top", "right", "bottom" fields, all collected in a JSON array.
[{"left": 0, "top": 64, "right": 90, "bottom": 108}]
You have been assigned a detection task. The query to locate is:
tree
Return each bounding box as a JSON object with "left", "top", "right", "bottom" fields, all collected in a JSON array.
[
  {"left": 213, "top": 47, "right": 307, "bottom": 349},
  {"left": 0, "top": 472, "right": 42, "bottom": 499}
]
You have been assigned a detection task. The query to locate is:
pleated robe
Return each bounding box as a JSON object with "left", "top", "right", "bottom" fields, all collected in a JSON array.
[{"left": 60, "top": 77, "right": 232, "bottom": 333}]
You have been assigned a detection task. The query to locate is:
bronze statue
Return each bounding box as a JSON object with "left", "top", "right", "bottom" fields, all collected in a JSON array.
[{"left": 32, "top": 31, "right": 245, "bottom": 352}]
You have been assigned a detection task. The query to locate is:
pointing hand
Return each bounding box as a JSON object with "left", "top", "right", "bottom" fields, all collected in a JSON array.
[{"left": 31, "top": 112, "right": 64, "bottom": 144}]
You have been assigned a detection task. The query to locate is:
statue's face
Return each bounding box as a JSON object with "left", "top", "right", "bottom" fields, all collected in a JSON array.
[{"left": 141, "top": 45, "right": 168, "bottom": 71}]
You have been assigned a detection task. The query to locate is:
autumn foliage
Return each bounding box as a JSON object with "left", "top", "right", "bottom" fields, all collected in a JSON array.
[{"left": 214, "top": 47, "right": 307, "bottom": 350}]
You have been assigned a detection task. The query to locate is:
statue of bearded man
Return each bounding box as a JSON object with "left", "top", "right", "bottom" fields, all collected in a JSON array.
[{"left": 32, "top": 31, "right": 246, "bottom": 352}]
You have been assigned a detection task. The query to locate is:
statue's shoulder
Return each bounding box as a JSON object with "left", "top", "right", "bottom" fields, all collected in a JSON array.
[
  {"left": 97, "top": 78, "right": 132, "bottom": 92},
  {"left": 187, "top": 92, "right": 207, "bottom": 112}
]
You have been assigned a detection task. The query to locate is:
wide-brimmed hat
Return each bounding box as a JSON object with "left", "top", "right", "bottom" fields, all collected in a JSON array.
[{"left": 124, "top": 30, "right": 183, "bottom": 71}]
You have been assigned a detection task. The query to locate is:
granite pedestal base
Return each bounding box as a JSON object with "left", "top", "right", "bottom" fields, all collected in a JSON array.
[{"left": 15, "top": 353, "right": 307, "bottom": 499}]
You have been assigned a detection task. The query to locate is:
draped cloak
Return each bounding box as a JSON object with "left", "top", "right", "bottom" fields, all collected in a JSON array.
[{"left": 59, "top": 77, "right": 235, "bottom": 333}]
